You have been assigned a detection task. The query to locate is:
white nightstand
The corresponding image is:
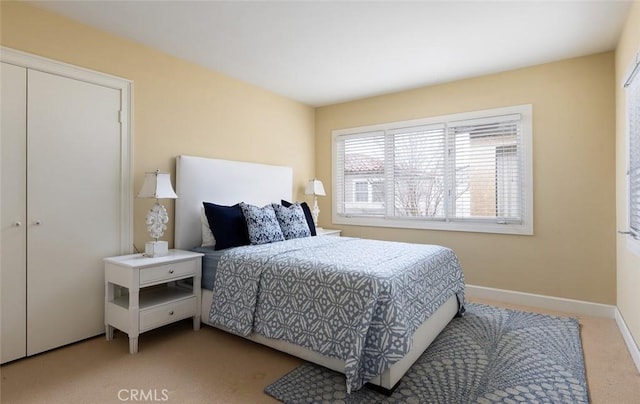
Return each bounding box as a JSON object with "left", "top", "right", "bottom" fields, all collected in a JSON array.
[
  {"left": 316, "top": 228, "right": 341, "bottom": 236},
  {"left": 104, "top": 249, "right": 204, "bottom": 354}
]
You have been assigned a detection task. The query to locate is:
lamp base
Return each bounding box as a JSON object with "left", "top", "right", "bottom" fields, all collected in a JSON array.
[
  {"left": 311, "top": 196, "right": 320, "bottom": 228},
  {"left": 145, "top": 240, "right": 168, "bottom": 258}
]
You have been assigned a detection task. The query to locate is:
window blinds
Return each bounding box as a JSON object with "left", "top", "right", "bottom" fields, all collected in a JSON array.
[
  {"left": 389, "top": 124, "right": 446, "bottom": 218},
  {"left": 626, "top": 60, "right": 640, "bottom": 237},
  {"left": 334, "top": 131, "right": 385, "bottom": 216},
  {"left": 334, "top": 113, "right": 525, "bottom": 225},
  {"left": 448, "top": 114, "right": 523, "bottom": 223}
]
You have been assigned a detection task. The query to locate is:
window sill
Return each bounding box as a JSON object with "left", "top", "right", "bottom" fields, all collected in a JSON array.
[{"left": 332, "top": 215, "right": 533, "bottom": 236}]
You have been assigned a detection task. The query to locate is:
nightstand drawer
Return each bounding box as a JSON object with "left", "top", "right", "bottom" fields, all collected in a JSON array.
[
  {"left": 139, "top": 296, "right": 197, "bottom": 332},
  {"left": 139, "top": 259, "right": 197, "bottom": 285}
]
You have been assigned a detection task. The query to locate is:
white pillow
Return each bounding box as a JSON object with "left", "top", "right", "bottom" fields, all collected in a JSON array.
[{"left": 201, "top": 207, "right": 215, "bottom": 247}]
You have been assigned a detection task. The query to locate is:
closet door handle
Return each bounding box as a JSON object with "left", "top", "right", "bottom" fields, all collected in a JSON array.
[
  {"left": 34, "top": 220, "right": 42, "bottom": 226},
  {"left": 14, "top": 221, "right": 22, "bottom": 227}
]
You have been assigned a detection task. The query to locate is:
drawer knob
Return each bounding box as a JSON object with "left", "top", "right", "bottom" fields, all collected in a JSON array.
[
  {"left": 168, "top": 310, "right": 174, "bottom": 316},
  {"left": 168, "top": 269, "right": 174, "bottom": 274}
]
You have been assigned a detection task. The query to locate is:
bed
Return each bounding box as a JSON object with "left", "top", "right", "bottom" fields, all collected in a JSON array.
[{"left": 174, "top": 155, "right": 465, "bottom": 394}]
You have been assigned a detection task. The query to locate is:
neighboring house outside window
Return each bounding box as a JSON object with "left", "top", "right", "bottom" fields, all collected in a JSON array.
[{"left": 333, "top": 105, "right": 533, "bottom": 235}]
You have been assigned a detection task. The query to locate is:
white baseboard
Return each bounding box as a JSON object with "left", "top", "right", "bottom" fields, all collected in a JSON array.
[
  {"left": 465, "top": 284, "right": 615, "bottom": 318},
  {"left": 615, "top": 308, "right": 640, "bottom": 374},
  {"left": 465, "top": 284, "right": 640, "bottom": 374}
]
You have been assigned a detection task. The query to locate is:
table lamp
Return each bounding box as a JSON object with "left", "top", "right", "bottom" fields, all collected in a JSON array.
[
  {"left": 305, "top": 179, "right": 326, "bottom": 228},
  {"left": 137, "top": 169, "right": 178, "bottom": 257}
]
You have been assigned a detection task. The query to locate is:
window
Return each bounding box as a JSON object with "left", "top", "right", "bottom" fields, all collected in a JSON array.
[
  {"left": 333, "top": 105, "right": 533, "bottom": 235},
  {"left": 624, "top": 52, "right": 640, "bottom": 256},
  {"left": 354, "top": 181, "right": 369, "bottom": 202}
]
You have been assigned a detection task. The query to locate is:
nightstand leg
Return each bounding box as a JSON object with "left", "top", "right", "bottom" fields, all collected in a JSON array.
[
  {"left": 193, "top": 268, "right": 202, "bottom": 331},
  {"left": 128, "top": 277, "right": 140, "bottom": 354},
  {"left": 105, "top": 325, "right": 114, "bottom": 341},
  {"left": 105, "top": 281, "right": 115, "bottom": 341},
  {"left": 129, "top": 337, "right": 138, "bottom": 354}
]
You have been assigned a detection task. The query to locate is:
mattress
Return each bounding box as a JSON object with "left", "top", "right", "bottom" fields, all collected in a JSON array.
[{"left": 191, "top": 246, "right": 224, "bottom": 290}]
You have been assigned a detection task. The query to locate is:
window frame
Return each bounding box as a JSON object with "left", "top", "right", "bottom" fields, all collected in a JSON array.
[
  {"left": 623, "top": 51, "right": 640, "bottom": 257},
  {"left": 332, "top": 104, "right": 533, "bottom": 235}
]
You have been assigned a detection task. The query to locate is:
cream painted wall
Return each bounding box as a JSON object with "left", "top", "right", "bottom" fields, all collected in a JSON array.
[
  {"left": 1, "top": 2, "right": 620, "bottom": 306},
  {"left": 0, "top": 2, "right": 316, "bottom": 251},
  {"left": 316, "top": 53, "right": 617, "bottom": 304},
  {"left": 615, "top": 1, "right": 640, "bottom": 351}
]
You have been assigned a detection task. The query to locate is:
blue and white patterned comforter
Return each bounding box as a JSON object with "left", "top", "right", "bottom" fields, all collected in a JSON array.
[{"left": 209, "top": 236, "right": 465, "bottom": 393}]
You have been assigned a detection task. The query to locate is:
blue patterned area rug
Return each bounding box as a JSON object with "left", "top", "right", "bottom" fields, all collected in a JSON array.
[{"left": 264, "top": 303, "right": 589, "bottom": 403}]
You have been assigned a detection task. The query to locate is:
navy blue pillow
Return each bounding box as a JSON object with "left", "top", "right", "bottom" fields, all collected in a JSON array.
[
  {"left": 202, "top": 202, "right": 250, "bottom": 250},
  {"left": 281, "top": 200, "right": 317, "bottom": 236}
]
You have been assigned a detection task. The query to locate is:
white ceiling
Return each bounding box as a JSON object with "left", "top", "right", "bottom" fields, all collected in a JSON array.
[{"left": 30, "top": 0, "right": 631, "bottom": 107}]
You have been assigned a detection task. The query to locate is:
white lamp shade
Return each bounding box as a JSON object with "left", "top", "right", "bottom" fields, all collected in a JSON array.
[
  {"left": 305, "top": 179, "right": 326, "bottom": 196},
  {"left": 137, "top": 171, "right": 178, "bottom": 199}
]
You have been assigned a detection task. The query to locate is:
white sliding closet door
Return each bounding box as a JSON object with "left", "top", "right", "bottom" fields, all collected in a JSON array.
[
  {"left": 26, "top": 70, "right": 122, "bottom": 355},
  {"left": 1, "top": 62, "right": 27, "bottom": 363}
]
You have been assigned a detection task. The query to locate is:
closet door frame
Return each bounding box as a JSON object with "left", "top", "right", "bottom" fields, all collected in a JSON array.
[{"left": 0, "top": 46, "right": 133, "bottom": 253}]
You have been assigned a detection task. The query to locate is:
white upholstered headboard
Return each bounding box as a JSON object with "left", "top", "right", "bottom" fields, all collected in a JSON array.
[{"left": 174, "top": 155, "right": 293, "bottom": 250}]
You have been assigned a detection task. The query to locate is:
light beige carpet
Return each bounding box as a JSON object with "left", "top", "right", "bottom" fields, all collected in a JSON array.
[{"left": 1, "top": 299, "right": 639, "bottom": 403}]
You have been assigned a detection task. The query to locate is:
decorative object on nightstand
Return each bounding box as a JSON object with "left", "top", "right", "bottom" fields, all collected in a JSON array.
[
  {"left": 137, "top": 169, "right": 178, "bottom": 257},
  {"left": 305, "top": 179, "right": 326, "bottom": 227}
]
